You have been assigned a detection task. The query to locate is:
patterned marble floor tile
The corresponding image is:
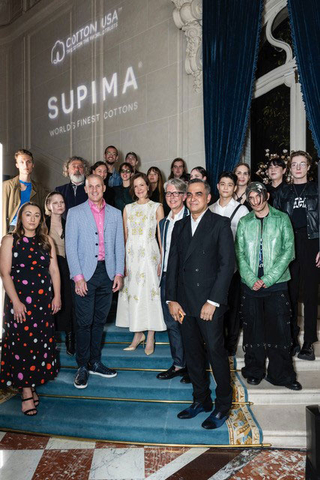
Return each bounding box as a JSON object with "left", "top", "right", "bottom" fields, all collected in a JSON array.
[
  {"left": 167, "top": 448, "right": 242, "bottom": 480},
  {"left": 144, "top": 446, "right": 188, "bottom": 477},
  {"left": 208, "top": 449, "right": 262, "bottom": 479},
  {"left": 0, "top": 432, "right": 49, "bottom": 450},
  {"left": 147, "top": 448, "right": 208, "bottom": 480},
  {"left": 32, "top": 449, "right": 94, "bottom": 480},
  {"left": 89, "top": 447, "right": 145, "bottom": 480},
  {"left": 230, "top": 449, "right": 306, "bottom": 479},
  {"left": 46, "top": 437, "right": 96, "bottom": 450},
  {"left": 0, "top": 449, "right": 43, "bottom": 480}
]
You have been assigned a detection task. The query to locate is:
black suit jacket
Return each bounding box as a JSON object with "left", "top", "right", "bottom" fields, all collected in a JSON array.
[
  {"left": 165, "top": 209, "right": 235, "bottom": 316},
  {"left": 55, "top": 182, "right": 88, "bottom": 213}
]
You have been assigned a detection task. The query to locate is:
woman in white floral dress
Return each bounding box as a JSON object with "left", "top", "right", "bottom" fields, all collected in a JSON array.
[{"left": 116, "top": 173, "right": 166, "bottom": 354}]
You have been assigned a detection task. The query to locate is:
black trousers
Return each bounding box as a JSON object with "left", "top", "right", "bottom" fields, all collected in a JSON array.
[
  {"left": 241, "top": 289, "right": 296, "bottom": 385},
  {"left": 55, "top": 255, "right": 74, "bottom": 333},
  {"left": 224, "top": 270, "right": 241, "bottom": 350},
  {"left": 161, "top": 274, "right": 185, "bottom": 368},
  {"left": 74, "top": 262, "right": 113, "bottom": 367},
  {"left": 289, "top": 228, "right": 319, "bottom": 344},
  {"left": 180, "top": 308, "right": 232, "bottom": 414}
]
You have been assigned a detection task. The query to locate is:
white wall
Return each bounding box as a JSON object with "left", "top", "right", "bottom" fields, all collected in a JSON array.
[{"left": 0, "top": 0, "right": 205, "bottom": 189}]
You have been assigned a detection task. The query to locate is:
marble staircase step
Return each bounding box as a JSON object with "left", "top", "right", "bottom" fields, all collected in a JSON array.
[
  {"left": 244, "top": 371, "right": 320, "bottom": 405},
  {"left": 251, "top": 404, "right": 307, "bottom": 448}
]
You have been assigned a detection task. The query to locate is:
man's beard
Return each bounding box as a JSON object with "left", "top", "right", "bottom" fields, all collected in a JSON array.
[
  {"left": 69, "top": 173, "right": 85, "bottom": 184},
  {"left": 106, "top": 160, "right": 115, "bottom": 166}
]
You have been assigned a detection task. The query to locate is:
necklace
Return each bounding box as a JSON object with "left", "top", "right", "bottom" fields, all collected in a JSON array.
[
  {"left": 292, "top": 183, "right": 308, "bottom": 200},
  {"left": 234, "top": 191, "right": 245, "bottom": 203}
]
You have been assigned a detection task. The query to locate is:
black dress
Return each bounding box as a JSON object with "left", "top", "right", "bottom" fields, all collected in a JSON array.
[
  {"left": 0, "top": 235, "right": 58, "bottom": 388},
  {"left": 113, "top": 185, "right": 134, "bottom": 212}
]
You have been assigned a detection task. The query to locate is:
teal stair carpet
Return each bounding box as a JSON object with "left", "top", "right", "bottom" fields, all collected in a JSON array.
[{"left": 0, "top": 324, "right": 262, "bottom": 446}]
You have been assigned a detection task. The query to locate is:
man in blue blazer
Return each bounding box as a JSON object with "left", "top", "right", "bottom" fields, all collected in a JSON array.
[{"left": 66, "top": 174, "right": 125, "bottom": 389}]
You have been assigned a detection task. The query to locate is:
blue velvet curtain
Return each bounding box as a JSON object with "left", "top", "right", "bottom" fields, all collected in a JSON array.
[
  {"left": 203, "top": 0, "right": 263, "bottom": 192},
  {"left": 288, "top": 0, "right": 320, "bottom": 154}
]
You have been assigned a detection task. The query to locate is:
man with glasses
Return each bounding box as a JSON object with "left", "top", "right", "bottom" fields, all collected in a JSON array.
[
  {"left": 274, "top": 150, "right": 320, "bottom": 360},
  {"left": 125, "top": 152, "right": 139, "bottom": 174},
  {"left": 166, "top": 179, "right": 235, "bottom": 430},
  {"left": 104, "top": 145, "right": 122, "bottom": 187},
  {"left": 157, "top": 179, "right": 189, "bottom": 383}
]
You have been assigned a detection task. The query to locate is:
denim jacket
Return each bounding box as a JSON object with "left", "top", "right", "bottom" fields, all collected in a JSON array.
[
  {"left": 108, "top": 169, "right": 122, "bottom": 187},
  {"left": 235, "top": 205, "right": 295, "bottom": 289}
]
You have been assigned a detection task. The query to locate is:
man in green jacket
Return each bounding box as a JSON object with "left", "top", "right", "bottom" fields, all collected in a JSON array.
[{"left": 235, "top": 182, "right": 301, "bottom": 390}]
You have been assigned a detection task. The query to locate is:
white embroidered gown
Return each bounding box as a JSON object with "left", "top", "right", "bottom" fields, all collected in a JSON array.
[{"left": 116, "top": 201, "right": 166, "bottom": 332}]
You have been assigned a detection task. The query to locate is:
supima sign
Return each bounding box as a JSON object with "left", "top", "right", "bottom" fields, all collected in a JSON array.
[{"left": 51, "top": 9, "right": 119, "bottom": 65}]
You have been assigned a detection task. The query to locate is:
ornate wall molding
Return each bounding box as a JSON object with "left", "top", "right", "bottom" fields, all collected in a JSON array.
[{"left": 172, "top": 0, "right": 202, "bottom": 92}]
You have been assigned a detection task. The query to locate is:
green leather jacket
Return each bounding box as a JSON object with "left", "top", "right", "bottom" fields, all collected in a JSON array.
[{"left": 235, "top": 205, "right": 295, "bottom": 289}]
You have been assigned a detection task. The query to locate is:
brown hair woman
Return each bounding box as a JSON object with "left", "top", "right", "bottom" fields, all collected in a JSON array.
[{"left": 0, "top": 202, "right": 61, "bottom": 416}]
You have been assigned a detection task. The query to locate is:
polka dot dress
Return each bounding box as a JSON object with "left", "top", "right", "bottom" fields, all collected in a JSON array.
[{"left": 0, "top": 235, "right": 58, "bottom": 388}]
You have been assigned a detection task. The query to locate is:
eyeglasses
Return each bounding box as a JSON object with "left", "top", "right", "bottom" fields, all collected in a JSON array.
[
  {"left": 291, "top": 162, "right": 307, "bottom": 169},
  {"left": 165, "top": 191, "right": 184, "bottom": 198},
  {"left": 121, "top": 169, "right": 131, "bottom": 173}
]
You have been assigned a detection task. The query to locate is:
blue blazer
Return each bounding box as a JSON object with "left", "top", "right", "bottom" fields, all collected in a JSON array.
[{"left": 65, "top": 200, "right": 125, "bottom": 282}]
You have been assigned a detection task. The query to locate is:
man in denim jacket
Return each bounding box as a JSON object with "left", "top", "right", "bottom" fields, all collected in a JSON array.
[{"left": 235, "top": 182, "right": 301, "bottom": 391}]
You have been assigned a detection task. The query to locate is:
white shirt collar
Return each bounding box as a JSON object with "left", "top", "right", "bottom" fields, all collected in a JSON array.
[
  {"left": 168, "top": 206, "right": 185, "bottom": 222},
  {"left": 191, "top": 208, "right": 208, "bottom": 224}
]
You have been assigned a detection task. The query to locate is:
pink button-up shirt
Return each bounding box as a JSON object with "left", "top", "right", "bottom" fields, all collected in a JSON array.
[
  {"left": 89, "top": 198, "right": 106, "bottom": 261},
  {"left": 73, "top": 199, "right": 106, "bottom": 282}
]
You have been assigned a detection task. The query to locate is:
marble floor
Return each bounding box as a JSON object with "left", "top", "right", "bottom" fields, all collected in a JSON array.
[{"left": 0, "top": 431, "right": 307, "bottom": 480}]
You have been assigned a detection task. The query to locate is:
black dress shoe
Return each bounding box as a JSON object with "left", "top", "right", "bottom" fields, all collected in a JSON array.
[
  {"left": 65, "top": 331, "right": 75, "bottom": 356},
  {"left": 242, "top": 370, "right": 264, "bottom": 385},
  {"left": 285, "top": 381, "right": 302, "bottom": 391},
  {"left": 180, "top": 373, "right": 191, "bottom": 384},
  {"left": 265, "top": 376, "right": 302, "bottom": 391},
  {"left": 297, "top": 342, "right": 315, "bottom": 361},
  {"left": 177, "top": 402, "right": 212, "bottom": 419},
  {"left": 202, "top": 409, "right": 229, "bottom": 429},
  {"left": 156, "top": 366, "right": 186, "bottom": 380},
  {"left": 246, "top": 377, "right": 263, "bottom": 386}
]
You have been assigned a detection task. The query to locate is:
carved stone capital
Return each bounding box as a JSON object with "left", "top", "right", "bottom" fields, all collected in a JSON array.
[{"left": 172, "top": 0, "right": 202, "bottom": 92}]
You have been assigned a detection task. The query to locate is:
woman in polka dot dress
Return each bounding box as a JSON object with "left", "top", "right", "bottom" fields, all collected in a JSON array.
[{"left": 0, "top": 202, "right": 61, "bottom": 415}]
